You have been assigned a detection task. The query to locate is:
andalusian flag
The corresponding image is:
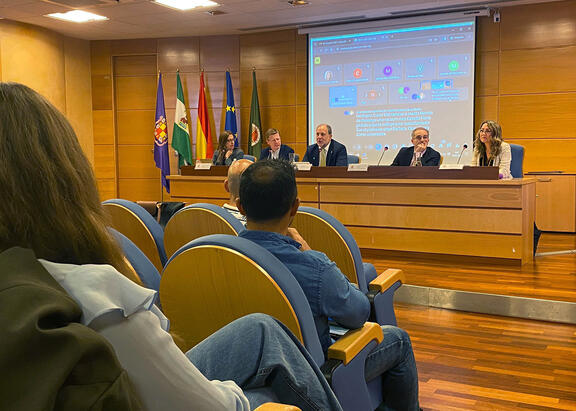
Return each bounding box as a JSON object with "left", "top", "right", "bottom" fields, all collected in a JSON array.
[
  {"left": 224, "top": 71, "right": 238, "bottom": 147},
  {"left": 195, "top": 72, "right": 213, "bottom": 159},
  {"left": 248, "top": 70, "right": 262, "bottom": 158},
  {"left": 171, "top": 71, "right": 192, "bottom": 168},
  {"left": 154, "top": 72, "right": 170, "bottom": 192}
]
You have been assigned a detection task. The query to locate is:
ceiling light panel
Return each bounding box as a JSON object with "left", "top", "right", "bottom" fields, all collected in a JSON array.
[
  {"left": 154, "top": 0, "right": 219, "bottom": 11},
  {"left": 45, "top": 10, "right": 108, "bottom": 22}
]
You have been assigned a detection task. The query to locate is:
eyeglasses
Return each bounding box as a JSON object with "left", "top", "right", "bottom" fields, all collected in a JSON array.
[
  {"left": 412, "top": 135, "right": 429, "bottom": 141},
  {"left": 479, "top": 129, "right": 492, "bottom": 134}
]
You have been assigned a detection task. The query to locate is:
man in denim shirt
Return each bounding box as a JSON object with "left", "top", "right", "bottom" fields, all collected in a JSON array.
[{"left": 237, "top": 160, "right": 420, "bottom": 411}]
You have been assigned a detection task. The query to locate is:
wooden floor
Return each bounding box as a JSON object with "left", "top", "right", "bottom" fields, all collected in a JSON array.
[
  {"left": 363, "top": 233, "right": 576, "bottom": 303},
  {"left": 396, "top": 303, "right": 576, "bottom": 410}
]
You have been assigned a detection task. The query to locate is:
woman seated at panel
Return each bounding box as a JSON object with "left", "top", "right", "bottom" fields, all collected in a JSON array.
[
  {"left": 212, "top": 130, "right": 244, "bottom": 166},
  {"left": 471, "top": 120, "right": 512, "bottom": 179},
  {"left": 0, "top": 82, "right": 342, "bottom": 411}
]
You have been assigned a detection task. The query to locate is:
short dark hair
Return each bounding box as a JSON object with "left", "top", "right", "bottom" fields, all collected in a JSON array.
[{"left": 239, "top": 160, "right": 297, "bottom": 222}]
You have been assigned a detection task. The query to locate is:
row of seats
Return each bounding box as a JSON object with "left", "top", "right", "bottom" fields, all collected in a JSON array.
[{"left": 103, "top": 199, "right": 406, "bottom": 409}]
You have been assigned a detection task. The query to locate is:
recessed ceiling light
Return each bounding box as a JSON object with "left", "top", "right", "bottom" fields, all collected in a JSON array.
[
  {"left": 46, "top": 10, "right": 108, "bottom": 23},
  {"left": 288, "top": 0, "right": 309, "bottom": 6},
  {"left": 154, "top": 0, "right": 219, "bottom": 11}
]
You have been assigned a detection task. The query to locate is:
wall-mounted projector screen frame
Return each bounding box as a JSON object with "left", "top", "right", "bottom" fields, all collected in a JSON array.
[{"left": 303, "top": 11, "right": 487, "bottom": 165}]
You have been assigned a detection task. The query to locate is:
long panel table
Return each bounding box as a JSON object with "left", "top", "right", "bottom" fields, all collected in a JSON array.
[{"left": 168, "top": 166, "right": 535, "bottom": 264}]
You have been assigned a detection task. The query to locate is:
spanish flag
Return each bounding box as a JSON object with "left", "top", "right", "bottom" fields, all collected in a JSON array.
[{"left": 195, "top": 71, "right": 213, "bottom": 159}]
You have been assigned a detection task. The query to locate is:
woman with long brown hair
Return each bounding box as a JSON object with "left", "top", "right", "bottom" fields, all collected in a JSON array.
[
  {"left": 471, "top": 120, "right": 512, "bottom": 179},
  {"left": 212, "top": 130, "right": 244, "bottom": 165},
  {"left": 0, "top": 82, "right": 342, "bottom": 411}
]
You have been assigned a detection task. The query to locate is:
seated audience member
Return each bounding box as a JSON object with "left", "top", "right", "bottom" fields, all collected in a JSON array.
[
  {"left": 391, "top": 127, "right": 441, "bottom": 166},
  {"left": 223, "top": 158, "right": 253, "bottom": 224},
  {"left": 237, "top": 160, "right": 420, "bottom": 411},
  {"left": 303, "top": 124, "right": 348, "bottom": 166},
  {"left": 471, "top": 120, "right": 512, "bottom": 179},
  {"left": 259, "top": 128, "right": 295, "bottom": 161},
  {"left": 0, "top": 82, "right": 344, "bottom": 411},
  {"left": 212, "top": 131, "right": 244, "bottom": 166}
]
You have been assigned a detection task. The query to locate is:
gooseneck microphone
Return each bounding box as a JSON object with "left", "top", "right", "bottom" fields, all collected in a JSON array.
[
  {"left": 457, "top": 144, "right": 468, "bottom": 164},
  {"left": 376, "top": 146, "right": 389, "bottom": 166}
]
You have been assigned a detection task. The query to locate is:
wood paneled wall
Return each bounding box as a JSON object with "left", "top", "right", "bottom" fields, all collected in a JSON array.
[
  {"left": 475, "top": 0, "right": 576, "bottom": 172},
  {"left": 91, "top": 0, "right": 576, "bottom": 201},
  {"left": 0, "top": 20, "right": 93, "bottom": 161}
]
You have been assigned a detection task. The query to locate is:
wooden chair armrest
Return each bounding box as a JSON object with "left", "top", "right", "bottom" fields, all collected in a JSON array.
[
  {"left": 254, "top": 403, "right": 301, "bottom": 411},
  {"left": 327, "top": 322, "right": 383, "bottom": 365},
  {"left": 368, "top": 268, "right": 405, "bottom": 293}
]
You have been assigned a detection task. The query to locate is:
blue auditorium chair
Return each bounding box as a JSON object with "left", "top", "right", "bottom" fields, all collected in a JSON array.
[
  {"left": 510, "top": 144, "right": 525, "bottom": 178},
  {"left": 347, "top": 154, "right": 360, "bottom": 164},
  {"left": 110, "top": 228, "right": 161, "bottom": 293},
  {"left": 163, "top": 203, "right": 246, "bottom": 259},
  {"left": 161, "top": 234, "right": 385, "bottom": 411},
  {"left": 292, "top": 207, "right": 404, "bottom": 326},
  {"left": 102, "top": 199, "right": 167, "bottom": 272},
  {"left": 243, "top": 154, "right": 256, "bottom": 162}
]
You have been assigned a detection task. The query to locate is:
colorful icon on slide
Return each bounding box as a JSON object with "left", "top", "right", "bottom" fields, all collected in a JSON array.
[
  {"left": 449, "top": 60, "right": 460, "bottom": 71},
  {"left": 353, "top": 68, "right": 363, "bottom": 78},
  {"left": 398, "top": 86, "right": 410, "bottom": 94},
  {"left": 383, "top": 66, "right": 393, "bottom": 76}
]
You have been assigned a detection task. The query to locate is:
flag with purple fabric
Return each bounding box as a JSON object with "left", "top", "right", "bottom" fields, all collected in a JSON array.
[{"left": 154, "top": 72, "right": 170, "bottom": 193}]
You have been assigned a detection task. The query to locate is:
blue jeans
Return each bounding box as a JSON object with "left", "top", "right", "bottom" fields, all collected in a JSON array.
[
  {"left": 186, "top": 314, "right": 342, "bottom": 411},
  {"left": 367, "top": 326, "right": 420, "bottom": 411}
]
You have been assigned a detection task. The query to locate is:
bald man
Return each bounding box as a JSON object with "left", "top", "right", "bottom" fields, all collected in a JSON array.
[{"left": 222, "top": 159, "right": 253, "bottom": 224}]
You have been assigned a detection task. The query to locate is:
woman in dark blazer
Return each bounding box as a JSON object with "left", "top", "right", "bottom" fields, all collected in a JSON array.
[{"left": 212, "top": 131, "right": 244, "bottom": 166}]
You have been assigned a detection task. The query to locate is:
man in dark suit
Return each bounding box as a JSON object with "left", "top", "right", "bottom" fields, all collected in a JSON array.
[
  {"left": 391, "top": 127, "right": 441, "bottom": 166},
  {"left": 303, "top": 124, "right": 348, "bottom": 166},
  {"left": 259, "top": 128, "right": 295, "bottom": 161}
]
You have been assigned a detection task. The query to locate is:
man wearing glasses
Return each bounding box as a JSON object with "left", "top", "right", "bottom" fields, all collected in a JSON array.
[{"left": 391, "top": 127, "right": 441, "bottom": 166}]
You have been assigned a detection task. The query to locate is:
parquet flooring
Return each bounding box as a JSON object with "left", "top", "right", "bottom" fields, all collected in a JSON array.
[
  {"left": 396, "top": 303, "right": 576, "bottom": 410},
  {"left": 363, "top": 233, "right": 576, "bottom": 303}
]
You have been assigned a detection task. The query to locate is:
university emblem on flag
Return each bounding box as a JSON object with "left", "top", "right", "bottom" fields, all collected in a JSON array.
[
  {"left": 155, "top": 116, "right": 168, "bottom": 146},
  {"left": 178, "top": 116, "right": 188, "bottom": 129},
  {"left": 251, "top": 123, "right": 260, "bottom": 146}
]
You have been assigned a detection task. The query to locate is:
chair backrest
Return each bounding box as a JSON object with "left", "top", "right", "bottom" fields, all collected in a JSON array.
[
  {"left": 347, "top": 154, "right": 360, "bottom": 164},
  {"left": 163, "top": 203, "right": 245, "bottom": 259},
  {"left": 294, "top": 153, "right": 300, "bottom": 162},
  {"left": 243, "top": 154, "right": 256, "bottom": 162},
  {"left": 510, "top": 144, "right": 525, "bottom": 178},
  {"left": 160, "top": 234, "right": 325, "bottom": 366},
  {"left": 110, "top": 228, "right": 161, "bottom": 292},
  {"left": 292, "top": 207, "right": 366, "bottom": 292},
  {"left": 102, "top": 199, "right": 167, "bottom": 272}
]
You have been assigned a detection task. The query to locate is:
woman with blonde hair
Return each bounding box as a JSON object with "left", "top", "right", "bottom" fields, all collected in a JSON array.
[
  {"left": 212, "top": 130, "right": 244, "bottom": 165},
  {"left": 0, "top": 82, "right": 342, "bottom": 410},
  {"left": 471, "top": 120, "right": 512, "bottom": 179}
]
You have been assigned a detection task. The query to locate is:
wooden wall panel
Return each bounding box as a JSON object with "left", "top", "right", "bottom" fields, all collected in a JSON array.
[
  {"left": 504, "top": 138, "right": 576, "bottom": 172},
  {"left": 296, "top": 33, "right": 307, "bottom": 66},
  {"left": 499, "top": 93, "right": 576, "bottom": 139},
  {"left": 205, "top": 70, "right": 240, "bottom": 109},
  {"left": 475, "top": 51, "right": 498, "bottom": 96},
  {"left": 240, "top": 106, "right": 296, "bottom": 143},
  {"left": 158, "top": 37, "right": 200, "bottom": 73},
  {"left": 111, "top": 39, "right": 157, "bottom": 55},
  {"left": 90, "top": 40, "right": 111, "bottom": 75},
  {"left": 476, "top": 16, "right": 500, "bottom": 52},
  {"left": 114, "top": 55, "right": 157, "bottom": 76},
  {"left": 118, "top": 178, "right": 161, "bottom": 201},
  {"left": 97, "top": 179, "right": 116, "bottom": 201},
  {"left": 118, "top": 145, "right": 159, "bottom": 179},
  {"left": 92, "top": 75, "right": 113, "bottom": 110},
  {"left": 94, "top": 145, "right": 116, "bottom": 179},
  {"left": 239, "top": 68, "right": 295, "bottom": 107},
  {"left": 500, "top": 46, "right": 576, "bottom": 94},
  {"left": 117, "top": 110, "right": 155, "bottom": 145},
  {"left": 163, "top": 71, "right": 199, "bottom": 110},
  {"left": 93, "top": 110, "right": 115, "bottom": 145},
  {"left": 500, "top": 0, "right": 576, "bottom": 50},
  {"left": 295, "top": 105, "right": 308, "bottom": 145},
  {"left": 296, "top": 66, "right": 307, "bottom": 105},
  {"left": 240, "top": 30, "right": 295, "bottom": 69},
  {"left": 115, "top": 75, "right": 157, "bottom": 110},
  {"left": 200, "top": 36, "right": 239, "bottom": 72}
]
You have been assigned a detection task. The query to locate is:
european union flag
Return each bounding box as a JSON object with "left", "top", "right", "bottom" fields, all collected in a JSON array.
[
  {"left": 154, "top": 72, "right": 170, "bottom": 193},
  {"left": 224, "top": 71, "right": 238, "bottom": 147}
]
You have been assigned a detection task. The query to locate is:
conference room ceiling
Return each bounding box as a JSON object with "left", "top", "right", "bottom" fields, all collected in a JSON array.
[{"left": 0, "top": 0, "right": 562, "bottom": 40}]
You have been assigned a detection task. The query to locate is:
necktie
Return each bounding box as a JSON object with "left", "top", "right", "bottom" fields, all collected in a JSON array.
[{"left": 320, "top": 148, "right": 327, "bottom": 167}]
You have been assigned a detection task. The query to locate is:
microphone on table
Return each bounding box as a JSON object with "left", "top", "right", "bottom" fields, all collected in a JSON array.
[
  {"left": 376, "top": 145, "right": 389, "bottom": 166},
  {"left": 457, "top": 144, "right": 468, "bottom": 164}
]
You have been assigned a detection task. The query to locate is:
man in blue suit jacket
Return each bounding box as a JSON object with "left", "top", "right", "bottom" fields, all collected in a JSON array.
[
  {"left": 303, "top": 124, "right": 348, "bottom": 166},
  {"left": 259, "top": 128, "right": 295, "bottom": 161},
  {"left": 391, "top": 127, "right": 441, "bottom": 166}
]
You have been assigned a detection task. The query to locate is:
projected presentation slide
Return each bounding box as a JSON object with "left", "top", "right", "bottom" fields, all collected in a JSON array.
[{"left": 309, "top": 20, "right": 476, "bottom": 165}]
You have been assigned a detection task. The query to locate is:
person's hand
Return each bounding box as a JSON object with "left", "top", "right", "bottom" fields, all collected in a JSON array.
[
  {"left": 287, "top": 228, "right": 311, "bottom": 251},
  {"left": 414, "top": 141, "right": 427, "bottom": 153},
  {"left": 225, "top": 149, "right": 234, "bottom": 159}
]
